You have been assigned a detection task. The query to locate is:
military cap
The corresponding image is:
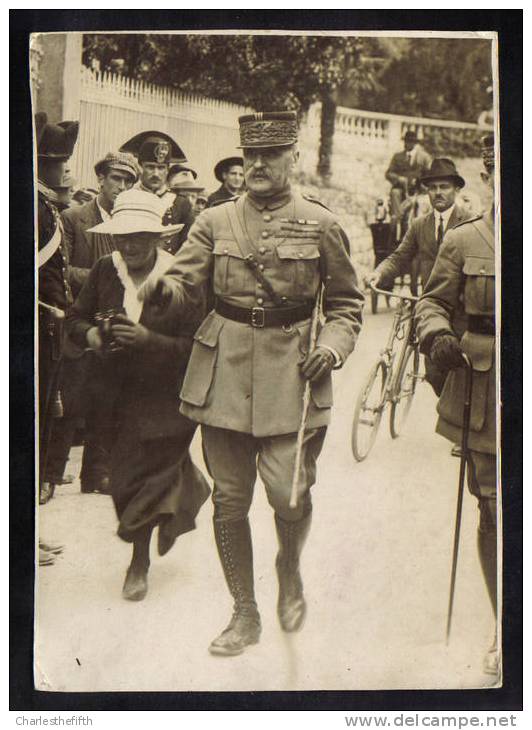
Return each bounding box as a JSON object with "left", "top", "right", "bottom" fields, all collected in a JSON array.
[
  {"left": 120, "top": 131, "right": 187, "bottom": 165},
  {"left": 481, "top": 134, "right": 495, "bottom": 172},
  {"left": 35, "top": 112, "right": 79, "bottom": 159},
  {"left": 238, "top": 111, "right": 298, "bottom": 149},
  {"left": 420, "top": 158, "right": 465, "bottom": 189},
  {"left": 94, "top": 151, "right": 139, "bottom": 182},
  {"left": 214, "top": 156, "right": 243, "bottom": 182}
]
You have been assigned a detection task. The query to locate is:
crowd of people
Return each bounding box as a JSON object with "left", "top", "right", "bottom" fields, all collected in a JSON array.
[{"left": 36, "top": 107, "right": 497, "bottom": 673}]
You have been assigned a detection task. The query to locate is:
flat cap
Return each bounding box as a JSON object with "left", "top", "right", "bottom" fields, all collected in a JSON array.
[
  {"left": 238, "top": 111, "right": 298, "bottom": 149},
  {"left": 94, "top": 152, "right": 139, "bottom": 181}
]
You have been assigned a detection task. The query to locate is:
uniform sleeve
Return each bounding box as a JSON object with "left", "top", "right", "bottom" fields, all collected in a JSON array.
[
  {"left": 415, "top": 229, "right": 465, "bottom": 355},
  {"left": 375, "top": 220, "right": 419, "bottom": 285},
  {"left": 316, "top": 220, "right": 365, "bottom": 364},
  {"left": 61, "top": 211, "right": 90, "bottom": 295},
  {"left": 66, "top": 258, "right": 102, "bottom": 349}
]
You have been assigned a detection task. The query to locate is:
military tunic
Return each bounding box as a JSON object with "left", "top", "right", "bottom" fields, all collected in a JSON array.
[
  {"left": 416, "top": 211, "right": 496, "bottom": 503},
  {"left": 159, "top": 186, "right": 364, "bottom": 520}
]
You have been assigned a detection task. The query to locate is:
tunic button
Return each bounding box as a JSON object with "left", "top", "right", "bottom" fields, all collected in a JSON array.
[
  {"left": 259, "top": 246, "right": 266, "bottom": 254},
  {"left": 258, "top": 264, "right": 265, "bottom": 271},
  {"left": 263, "top": 214, "right": 272, "bottom": 222},
  {"left": 257, "top": 283, "right": 263, "bottom": 289},
  {"left": 479, "top": 268, "right": 486, "bottom": 274},
  {"left": 257, "top": 298, "right": 264, "bottom": 305},
  {"left": 298, "top": 252, "right": 304, "bottom": 258},
  {"left": 261, "top": 231, "right": 269, "bottom": 239},
  {"left": 223, "top": 248, "right": 228, "bottom": 254}
]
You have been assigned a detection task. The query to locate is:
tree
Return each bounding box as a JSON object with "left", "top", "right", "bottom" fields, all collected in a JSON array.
[{"left": 83, "top": 33, "right": 377, "bottom": 182}]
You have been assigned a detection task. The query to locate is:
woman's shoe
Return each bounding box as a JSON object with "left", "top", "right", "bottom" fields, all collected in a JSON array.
[{"left": 122, "top": 564, "right": 149, "bottom": 601}]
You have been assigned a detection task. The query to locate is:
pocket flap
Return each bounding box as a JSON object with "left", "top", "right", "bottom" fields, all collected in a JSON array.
[
  {"left": 193, "top": 312, "right": 225, "bottom": 347},
  {"left": 460, "top": 331, "right": 494, "bottom": 372},
  {"left": 277, "top": 243, "right": 320, "bottom": 260},
  {"left": 213, "top": 239, "right": 244, "bottom": 259},
  {"left": 462, "top": 256, "right": 495, "bottom": 277}
]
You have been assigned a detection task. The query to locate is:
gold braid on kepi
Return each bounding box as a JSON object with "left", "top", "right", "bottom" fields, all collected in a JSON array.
[
  {"left": 481, "top": 133, "right": 495, "bottom": 172},
  {"left": 238, "top": 111, "right": 298, "bottom": 149}
]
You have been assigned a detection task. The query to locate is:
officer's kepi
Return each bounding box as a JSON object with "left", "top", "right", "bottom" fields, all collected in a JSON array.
[
  {"left": 237, "top": 111, "right": 298, "bottom": 149},
  {"left": 120, "top": 131, "right": 187, "bottom": 166}
]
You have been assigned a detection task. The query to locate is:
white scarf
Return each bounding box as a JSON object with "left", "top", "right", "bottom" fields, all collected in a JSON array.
[{"left": 111, "top": 248, "right": 175, "bottom": 323}]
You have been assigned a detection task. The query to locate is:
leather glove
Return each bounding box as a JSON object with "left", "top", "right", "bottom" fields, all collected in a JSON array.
[
  {"left": 300, "top": 346, "right": 336, "bottom": 383},
  {"left": 430, "top": 334, "right": 465, "bottom": 371}
]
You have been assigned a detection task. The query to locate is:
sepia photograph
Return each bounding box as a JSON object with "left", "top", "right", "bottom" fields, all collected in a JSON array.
[{"left": 15, "top": 15, "right": 519, "bottom": 704}]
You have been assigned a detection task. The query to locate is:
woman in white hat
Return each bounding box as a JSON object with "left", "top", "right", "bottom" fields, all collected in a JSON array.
[{"left": 67, "top": 189, "right": 210, "bottom": 601}]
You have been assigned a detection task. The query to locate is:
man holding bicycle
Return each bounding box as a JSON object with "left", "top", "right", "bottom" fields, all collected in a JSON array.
[{"left": 415, "top": 135, "right": 498, "bottom": 677}]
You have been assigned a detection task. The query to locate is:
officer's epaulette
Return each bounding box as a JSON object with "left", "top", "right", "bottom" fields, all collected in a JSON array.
[
  {"left": 301, "top": 193, "right": 332, "bottom": 212},
  {"left": 211, "top": 196, "right": 239, "bottom": 207},
  {"left": 450, "top": 214, "right": 483, "bottom": 229}
]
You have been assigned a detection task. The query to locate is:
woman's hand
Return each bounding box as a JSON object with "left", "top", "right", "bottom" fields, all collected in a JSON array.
[
  {"left": 111, "top": 314, "right": 150, "bottom": 349},
  {"left": 86, "top": 326, "right": 103, "bottom": 351}
]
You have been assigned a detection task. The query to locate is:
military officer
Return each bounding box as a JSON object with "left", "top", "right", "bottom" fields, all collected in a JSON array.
[
  {"left": 207, "top": 155, "right": 244, "bottom": 206},
  {"left": 415, "top": 135, "right": 498, "bottom": 676},
  {"left": 36, "top": 113, "right": 79, "bottom": 563},
  {"left": 145, "top": 111, "right": 364, "bottom": 656}
]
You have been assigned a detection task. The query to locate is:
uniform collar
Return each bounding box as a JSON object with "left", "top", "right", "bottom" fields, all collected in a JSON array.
[
  {"left": 246, "top": 185, "right": 292, "bottom": 211},
  {"left": 38, "top": 180, "right": 59, "bottom": 205}
]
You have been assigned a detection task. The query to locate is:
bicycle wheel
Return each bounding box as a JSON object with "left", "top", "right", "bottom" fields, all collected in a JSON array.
[
  {"left": 389, "top": 344, "right": 420, "bottom": 438},
  {"left": 351, "top": 360, "right": 388, "bottom": 462}
]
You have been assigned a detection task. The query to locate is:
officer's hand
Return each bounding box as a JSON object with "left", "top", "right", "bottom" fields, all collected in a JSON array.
[
  {"left": 430, "top": 334, "right": 465, "bottom": 371},
  {"left": 142, "top": 276, "right": 173, "bottom": 313},
  {"left": 301, "top": 347, "right": 335, "bottom": 383},
  {"left": 364, "top": 271, "right": 381, "bottom": 289},
  {"left": 86, "top": 327, "right": 103, "bottom": 351},
  {"left": 111, "top": 314, "right": 150, "bottom": 349}
]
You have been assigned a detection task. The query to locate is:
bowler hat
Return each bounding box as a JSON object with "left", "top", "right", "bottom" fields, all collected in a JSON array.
[
  {"left": 238, "top": 111, "right": 298, "bottom": 149},
  {"left": 94, "top": 152, "right": 139, "bottom": 182},
  {"left": 420, "top": 158, "right": 465, "bottom": 189},
  {"left": 214, "top": 156, "right": 244, "bottom": 182},
  {"left": 35, "top": 112, "right": 79, "bottom": 159},
  {"left": 87, "top": 189, "right": 183, "bottom": 236},
  {"left": 120, "top": 131, "right": 186, "bottom": 165}
]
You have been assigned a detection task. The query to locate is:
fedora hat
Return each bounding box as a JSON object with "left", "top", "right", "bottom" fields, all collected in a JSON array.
[
  {"left": 35, "top": 112, "right": 79, "bottom": 159},
  {"left": 168, "top": 165, "right": 205, "bottom": 192},
  {"left": 214, "top": 156, "right": 244, "bottom": 182},
  {"left": 87, "top": 189, "right": 183, "bottom": 236},
  {"left": 420, "top": 158, "right": 465, "bottom": 189}
]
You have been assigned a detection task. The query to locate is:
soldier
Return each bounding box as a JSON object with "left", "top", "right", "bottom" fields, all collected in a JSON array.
[
  {"left": 207, "top": 155, "right": 244, "bottom": 206},
  {"left": 35, "top": 113, "right": 79, "bottom": 559},
  {"left": 368, "top": 158, "right": 471, "bottom": 396},
  {"left": 415, "top": 135, "right": 498, "bottom": 676},
  {"left": 145, "top": 111, "right": 364, "bottom": 656}
]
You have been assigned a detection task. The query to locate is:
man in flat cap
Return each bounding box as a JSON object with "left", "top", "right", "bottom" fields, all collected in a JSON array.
[
  {"left": 146, "top": 111, "right": 364, "bottom": 656},
  {"left": 368, "top": 157, "right": 471, "bottom": 396},
  {"left": 35, "top": 112, "right": 78, "bottom": 556},
  {"left": 415, "top": 135, "right": 499, "bottom": 677},
  {"left": 207, "top": 155, "right": 244, "bottom": 207},
  {"left": 45, "top": 151, "right": 139, "bottom": 496}
]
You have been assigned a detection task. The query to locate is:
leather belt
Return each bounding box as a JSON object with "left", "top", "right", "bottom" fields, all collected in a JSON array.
[
  {"left": 215, "top": 298, "right": 313, "bottom": 328},
  {"left": 467, "top": 315, "right": 495, "bottom": 336}
]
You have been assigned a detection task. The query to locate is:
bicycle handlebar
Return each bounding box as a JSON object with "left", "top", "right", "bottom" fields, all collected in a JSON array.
[{"left": 369, "top": 282, "right": 420, "bottom": 303}]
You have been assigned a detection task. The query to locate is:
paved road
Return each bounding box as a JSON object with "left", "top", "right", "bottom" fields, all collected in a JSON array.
[{"left": 36, "top": 298, "right": 497, "bottom": 692}]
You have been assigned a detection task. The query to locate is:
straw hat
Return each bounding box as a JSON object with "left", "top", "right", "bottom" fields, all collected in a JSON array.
[{"left": 87, "top": 189, "right": 183, "bottom": 236}]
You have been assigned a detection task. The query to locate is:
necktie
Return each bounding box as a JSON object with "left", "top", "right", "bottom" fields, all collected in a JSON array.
[{"left": 437, "top": 215, "right": 444, "bottom": 246}]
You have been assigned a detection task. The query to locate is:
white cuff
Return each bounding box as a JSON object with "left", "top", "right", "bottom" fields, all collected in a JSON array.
[{"left": 319, "top": 344, "right": 342, "bottom": 368}]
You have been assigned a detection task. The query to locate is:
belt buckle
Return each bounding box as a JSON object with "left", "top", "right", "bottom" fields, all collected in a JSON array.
[{"left": 251, "top": 306, "right": 265, "bottom": 328}]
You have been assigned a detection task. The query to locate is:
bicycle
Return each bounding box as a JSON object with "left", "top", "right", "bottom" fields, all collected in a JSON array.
[{"left": 351, "top": 284, "right": 424, "bottom": 462}]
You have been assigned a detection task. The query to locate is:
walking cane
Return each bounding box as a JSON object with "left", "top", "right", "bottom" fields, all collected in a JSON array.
[
  {"left": 289, "top": 289, "right": 322, "bottom": 509},
  {"left": 445, "top": 352, "right": 474, "bottom": 644}
]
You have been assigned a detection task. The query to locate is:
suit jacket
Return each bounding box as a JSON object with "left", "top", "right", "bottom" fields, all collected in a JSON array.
[
  {"left": 385, "top": 147, "right": 431, "bottom": 189},
  {"left": 207, "top": 185, "right": 235, "bottom": 207},
  {"left": 61, "top": 199, "right": 115, "bottom": 297},
  {"left": 160, "top": 188, "right": 365, "bottom": 437},
  {"left": 416, "top": 213, "right": 496, "bottom": 454},
  {"left": 376, "top": 204, "right": 470, "bottom": 288}
]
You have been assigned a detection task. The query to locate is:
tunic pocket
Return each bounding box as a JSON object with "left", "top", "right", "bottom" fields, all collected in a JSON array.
[
  {"left": 437, "top": 331, "right": 494, "bottom": 432},
  {"left": 276, "top": 243, "right": 320, "bottom": 293},
  {"left": 462, "top": 256, "right": 495, "bottom": 313},
  {"left": 212, "top": 239, "right": 246, "bottom": 294},
  {"left": 180, "top": 313, "right": 225, "bottom": 407}
]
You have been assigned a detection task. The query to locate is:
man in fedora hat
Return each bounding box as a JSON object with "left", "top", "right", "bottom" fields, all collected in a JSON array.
[
  {"left": 35, "top": 112, "right": 78, "bottom": 560},
  {"left": 415, "top": 135, "right": 499, "bottom": 677},
  {"left": 145, "top": 111, "right": 364, "bottom": 656},
  {"left": 386, "top": 130, "right": 432, "bottom": 219},
  {"left": 45, "top": 151, "right": 139, "bottom": 497},
  {"left": 368, "top": 157, "right": 470, "bottom": 395},
  {"left": 207, "top": 155, "right": 244, "bottom": 207},
  {"left": 161, "top": 164, "right": 204, "bottom": 255}
]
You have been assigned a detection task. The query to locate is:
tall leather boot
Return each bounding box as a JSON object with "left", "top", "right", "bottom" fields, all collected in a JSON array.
[
  {"left": 478, "top": 526, "right": 500, "bottom": 676},
  {"left": 275, "top": 511, "right": 311, "bottom": 632},
  {"left": 209, "top": 519, "right": 261, "bottom": 656}
]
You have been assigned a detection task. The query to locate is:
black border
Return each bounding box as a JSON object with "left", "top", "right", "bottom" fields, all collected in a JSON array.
[{"left": 10, "top": 9, "right": 523, "bottom": 712}]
